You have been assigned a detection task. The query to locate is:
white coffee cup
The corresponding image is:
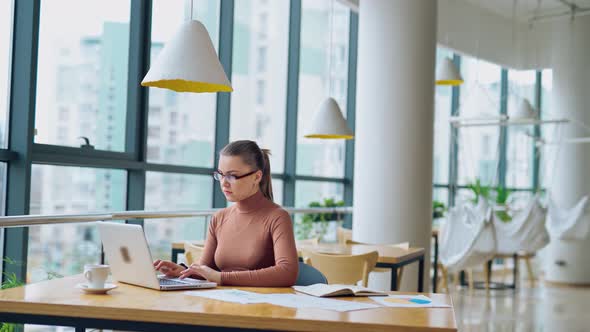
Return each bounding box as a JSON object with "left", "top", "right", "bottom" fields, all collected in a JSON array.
[{"left": 84, "top": 264, "right": 110, "bottom": 289}]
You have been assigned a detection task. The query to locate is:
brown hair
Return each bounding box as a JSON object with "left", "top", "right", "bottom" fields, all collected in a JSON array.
[{"left": 220, "top": 140, "right": 273, "bottom": 201}]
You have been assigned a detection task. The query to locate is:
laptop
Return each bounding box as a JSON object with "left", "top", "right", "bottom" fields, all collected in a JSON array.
[{"left": 98, "top": 222, "right": 217, "bottom": 291}]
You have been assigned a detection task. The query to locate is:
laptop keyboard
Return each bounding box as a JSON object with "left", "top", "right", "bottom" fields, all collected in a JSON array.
[{"left": 159, "top": 278, "right": 188, "bottom": 286}]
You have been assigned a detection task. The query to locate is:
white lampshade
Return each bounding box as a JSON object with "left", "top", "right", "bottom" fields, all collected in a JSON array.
[
  {"left": 512, "top": 98, "right": 538, "bottom": 119},
  {"left": 141, "top": 20, "right": 232, "bottom": 93},
  {"left": 436, "top": 57, "right": 463, "bottom": 86},
  {"left": 304, "top": 98, "right": 353, "bottom": 139}
]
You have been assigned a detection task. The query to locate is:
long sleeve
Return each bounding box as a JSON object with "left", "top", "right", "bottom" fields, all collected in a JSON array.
[
  {"left": 199, "top": 215, "right": 220, "bottom": 271},
  {"left": 219, "top": 211, "right": 299, "bottom": 287}
]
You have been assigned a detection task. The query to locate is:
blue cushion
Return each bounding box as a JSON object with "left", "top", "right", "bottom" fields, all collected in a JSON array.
[{"left": 295, "top": 262, "right": 327, "bottom": 286}]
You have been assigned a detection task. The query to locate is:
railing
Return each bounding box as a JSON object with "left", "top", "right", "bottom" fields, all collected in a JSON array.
[{"left": 0, "top": 207, "right": 354, "bottom": 228}]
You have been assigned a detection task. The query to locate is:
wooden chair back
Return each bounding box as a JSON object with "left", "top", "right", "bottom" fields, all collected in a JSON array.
[
  {"left": 337, "top": 227, "right": 352, "bottom": 244},
  {"left": 301, "top": 250, "right": 379, "bottom": 287},
  {"left": 184, "top": 242, "right": 204, "bottom": 265}
]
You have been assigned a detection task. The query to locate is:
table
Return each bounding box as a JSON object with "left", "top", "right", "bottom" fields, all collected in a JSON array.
[
  {"left": 0, "top": 275, "right": 457, "bottom": 332},
  {"left": 432, "top": 229, "right": 439, "bottom": 292},
  {"left": 172, "top": 241, "right": 426, "bottom": 292}
]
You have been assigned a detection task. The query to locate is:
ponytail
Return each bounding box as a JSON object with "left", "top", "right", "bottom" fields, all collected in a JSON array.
[
  {"left": 259, "top": 149, "right": 273, "bottom": 202},
  {"left": 220, "top": 140, "right": 274, "bottom": 202}
]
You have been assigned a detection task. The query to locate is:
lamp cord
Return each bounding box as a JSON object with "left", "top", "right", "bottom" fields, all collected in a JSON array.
[
  {"left": 328, "top": 0, "right": 334, "bottom": 97},
  {"left": 190, "top": 0, "right": 194, "bottom": 20}
]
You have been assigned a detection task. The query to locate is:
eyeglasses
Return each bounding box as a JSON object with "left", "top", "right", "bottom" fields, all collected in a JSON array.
[{"left": 213, "top": 170, "right": 258, "bottom": 183}]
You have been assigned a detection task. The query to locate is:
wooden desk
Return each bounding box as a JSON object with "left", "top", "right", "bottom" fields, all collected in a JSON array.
[
  {"left": 172, "top": 241, "right": 426, "bottom": 292},
  {"left": 432, "top": 229, "right": 439, "bottom": 293},
  {"left": 0, "top": 275, "right": 457, "bottom": 332}
]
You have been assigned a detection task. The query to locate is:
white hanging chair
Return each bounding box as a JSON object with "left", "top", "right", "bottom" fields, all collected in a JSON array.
[
  {"left": 494, "top": 196, "right": 549, "bottom": 254},
  {"left": 439, "top": 200, "right": 496, "bottom": 273},
  {"left": 547, "top": 195, "right": 590, "bottom": 240}
]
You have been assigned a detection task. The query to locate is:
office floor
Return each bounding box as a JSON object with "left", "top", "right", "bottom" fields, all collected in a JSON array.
[{"left": 452, "top": 281, "right": 590, "bottom": 332}]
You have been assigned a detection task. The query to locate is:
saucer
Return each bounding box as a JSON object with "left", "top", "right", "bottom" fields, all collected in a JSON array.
[{"left": 76, "top": 283, "right": 117, "bottom": 294}]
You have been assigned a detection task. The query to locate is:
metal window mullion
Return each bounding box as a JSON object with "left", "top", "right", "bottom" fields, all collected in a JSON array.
[
  {"left": 283, "top": 0, "right": 301, "bottom": 208},
  {"left": 212, "top": 0, "right": 234, "bottom": 209},
  {"left": 532, "top": 70, "right": 542, "bottom": 191},
  {"left": 125, "top": 0, "right": 152, "bottom": 226},
  {"left": 342, "top": 11, "right": 358, "bottom": 229},
  {"left": 447, "top": 55, "right": 461, "bottom": 207},
  {"left": 2, "top": 0, "right": 40, "bottom": 283},
  {"left": 498, "top": 69, "right": 508, "bottom": 188}
]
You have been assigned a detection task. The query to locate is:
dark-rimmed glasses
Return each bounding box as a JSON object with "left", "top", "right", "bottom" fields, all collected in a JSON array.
[{"left": 213, "top": 170, "right": 258, "bottom": 183}]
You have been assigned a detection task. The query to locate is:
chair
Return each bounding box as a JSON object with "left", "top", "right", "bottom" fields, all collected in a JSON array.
[
  {"left": 295, "top": 262, "right": 328, "bottom": 286},
  {"left": 345, "top": 240, "right": 409, "bottom": 289},
  {"left": 337, "top": 226, "right": 352, "bottom": 244},
  {"left": 301, "top": 250, "right": 379, "bottom": 287},
  {"left": 184, "top": 241, "right": 204, "bottom": 265}
]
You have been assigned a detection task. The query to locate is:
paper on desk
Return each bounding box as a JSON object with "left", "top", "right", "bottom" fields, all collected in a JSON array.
[
  {"left": 370, "top": 295, "right": 451, "bottom": 308},
  {"left": 184, "top": 289, "right": 270, "bottom": 304},
  {"left": 185, "top": 290, "right": 379, "bottom": 311},
  {"left": 264, "top": 294, "right": 379, "bottom": 312}
]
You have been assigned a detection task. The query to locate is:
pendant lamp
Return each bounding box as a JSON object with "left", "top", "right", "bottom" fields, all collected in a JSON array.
[
  {"left": 304, "top": 0, "right": 353, "bottom": 140},
  {"left": 305, "top": 98, "right": 353, "bottom": 139},
  {"left": 141, "top": 20, "right": 232, "bottom": 93},
  {"left": 512, "top": 98, "right": 537, "bottom": 119},
  {"left": 436, "top": 57, "right": 463, "bottom": 86}
]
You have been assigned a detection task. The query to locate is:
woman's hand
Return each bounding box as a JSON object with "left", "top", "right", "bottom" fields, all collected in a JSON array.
[
  {"left": 153, "top": 259, "right": 185, "bottom": 278},
  {"left": 179, "top": 264, "right": 221, "bottom": 284}
]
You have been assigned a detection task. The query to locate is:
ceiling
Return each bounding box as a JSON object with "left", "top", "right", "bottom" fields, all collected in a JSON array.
[{"left": 464, "top": 0, "right": 590, "bottom": 22}]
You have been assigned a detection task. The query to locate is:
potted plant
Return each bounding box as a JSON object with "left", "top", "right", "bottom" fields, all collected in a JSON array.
[
  {"left": 432, "top": 200, "right": 447, "bottom": 230},
  {"left": 296, "top": 198, "right": 345, "bottom": 243},
  {"left": 493, "top": 186, "right": 512, "bottom": 222},
  {"left": 1, "top": 258, "right": 23, "bottom": 332},
  {"left": 467, "top": 178, "right": 492, "bottom": 204}
]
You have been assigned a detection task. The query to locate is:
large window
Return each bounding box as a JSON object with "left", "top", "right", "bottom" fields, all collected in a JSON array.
[
  {"left": 0, "top": 1, "right": 12, "bottom": 149},
  {"left": 144, "top": 172, "right": 213, "bottom": 261},
  {"left": 229, "top": 0, "right": 289, "bottom": 173},
  {"left": 28, "top": 165, "right": 126, "bottom": 282},
  {"left": 0, "top": 2, "right": 361, "bottom": 290},
  {"left": 147, "top": 0, "right": 220, "bottom": 167},
  {"left": 294, "top": 180, "right": 344, "bottom": 241},
  {"left": 457, "top": 57, "right": 502, "bottom": 189},
  {"left": 540, "top": 69, "right": 554, "bottom": 189},
  {"left": 0, "top": 163, "right": 5, "bottom": 276},
  {"left": 296, "top": 0, "right": 350, "bottom": 178},
  {"left": 506, "top": 70, "right": 536, "bottom": 188},
  {"left": 272, "top": 178, "right": 284, "bottom": 205},
  {"left": 34, "top": 0, "right": 131, "bottom": 151}
]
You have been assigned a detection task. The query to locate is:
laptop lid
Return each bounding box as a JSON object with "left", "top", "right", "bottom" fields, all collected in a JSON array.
[{"left": 98, "top": 222, "right": 164, "bottom": 290}]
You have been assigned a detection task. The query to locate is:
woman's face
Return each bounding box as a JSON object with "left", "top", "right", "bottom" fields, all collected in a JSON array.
[{"left": 217, "top": 155, "right": 262, "bottom": 202}]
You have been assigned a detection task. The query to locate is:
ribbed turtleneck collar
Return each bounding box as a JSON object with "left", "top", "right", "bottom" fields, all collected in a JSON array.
[{"left": 235, "top": 190, "right": 267, "bottom": 214}]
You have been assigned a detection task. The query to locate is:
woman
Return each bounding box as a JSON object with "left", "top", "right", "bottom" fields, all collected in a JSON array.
[{"left": 153, "top": 140, "right": 299, "bottom": 287}]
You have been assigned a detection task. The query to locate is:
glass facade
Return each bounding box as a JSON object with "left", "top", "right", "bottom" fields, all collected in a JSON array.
[
  {"left": 28, "top": 165, "right": 126, "bottom": 282},
  {"left": 456, "top": 57, "right": 502, "bottom": 189},
  {"left": 147, "top": 0, "right": 220, "bottom": 167},
  {"left": 34, "top": 0, "right": 131, "bottom": 151},
  {"left": 506, "top": 70, "right": 536, "bottom": 188},
  {"left": 0, "top": 0, "right": 12, "bottom": 149},
  {"left": 144, "top": 172, "right": 213, "bottom": 261},
  {"left": 230, "top": 0, "right": 289, "bottom": 173},
  {"left": 296, "top": 0, "right": 350, "bottom": 178}
]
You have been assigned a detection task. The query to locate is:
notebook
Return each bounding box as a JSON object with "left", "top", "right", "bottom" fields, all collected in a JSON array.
[{"left": 292, "top": 284, "right": 388, "bottom": 297}]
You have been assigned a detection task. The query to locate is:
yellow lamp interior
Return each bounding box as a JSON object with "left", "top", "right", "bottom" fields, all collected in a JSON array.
[
  {"left": 435, "top": 79, "right": 464, "bottom": 86},
  {"left": 304, "top": 134, "right": 354, "bottom": 139},
  {"left": 142, "top": 79, "right": 233, "bottom": 93}
]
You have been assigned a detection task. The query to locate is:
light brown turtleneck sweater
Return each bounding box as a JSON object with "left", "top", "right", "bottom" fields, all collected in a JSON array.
[{"left": 199, "top": 190, "right": 299, "bottom": 287}]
